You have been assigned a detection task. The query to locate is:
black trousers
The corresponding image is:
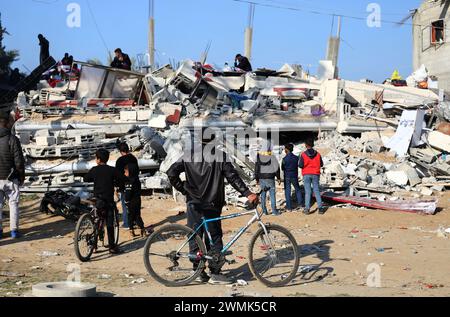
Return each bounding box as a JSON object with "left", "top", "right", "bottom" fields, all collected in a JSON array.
[
  {"left": 104, "top": 206, "right": 116, "bottom": 250},
  {"left": 127, "top": 197, "right": 144, "bottom": 230},
  {"left": 187, "top": 202, "right": 223, "bottom": 274}
]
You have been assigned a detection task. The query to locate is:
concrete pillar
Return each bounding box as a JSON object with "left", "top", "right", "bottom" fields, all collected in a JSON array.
[{"left": 244, "top": 27, "right": 253, "bottom": 60}]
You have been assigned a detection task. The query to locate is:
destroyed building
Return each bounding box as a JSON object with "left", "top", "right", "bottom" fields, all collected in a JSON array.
[{"left": 3, "top": 49, "right": 450, "bottom": 215}]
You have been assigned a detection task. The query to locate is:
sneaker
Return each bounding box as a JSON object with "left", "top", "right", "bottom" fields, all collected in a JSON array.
[
  {"left": 318, "top": 207, "right": 328, "bottom": 215},
  {"left": 194, "top": 271, "right": 210, "bottom": 283},
  {"left": 303, "top": 209, "right": 311, "bottom": 215},
  {"left": 208, "top": 273, "right": 233, "bottom": 285},
  {"left": 11, "top": 230, "right": 21, "bottom": 239},
  {"left": 272, "top": 211, "right": 281, "bottom": 216}
]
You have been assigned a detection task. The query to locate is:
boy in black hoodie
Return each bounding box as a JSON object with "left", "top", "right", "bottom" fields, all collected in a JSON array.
[
  {"left": 299, "top": 139, "right": 326, "bottom": 215},
  {"left": 123, "top": 163, "right": 146, "bottom": 238}
]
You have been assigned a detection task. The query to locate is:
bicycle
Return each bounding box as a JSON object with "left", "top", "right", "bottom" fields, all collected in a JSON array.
[
  {"left": 143, "top": 189, "right": 300, "bottom": 288},
  {"left": 74, "top": 198, "right": 120, "bottom": 262}
]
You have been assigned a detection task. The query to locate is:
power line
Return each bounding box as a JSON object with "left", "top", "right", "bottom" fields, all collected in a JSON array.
[
  {"left": 229, "top": 0, "right": 426, "bottom": 27},
  {"left": 85, "top": 0, "right": 111, "bottom": 57}
]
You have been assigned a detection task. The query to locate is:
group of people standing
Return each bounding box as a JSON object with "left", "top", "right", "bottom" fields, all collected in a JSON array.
[
  {"left": 83, "top": 143, "right": 148, "bottom": 254},
  {"left": 255, "top": 139, "right": 326, "bottom": 216}
]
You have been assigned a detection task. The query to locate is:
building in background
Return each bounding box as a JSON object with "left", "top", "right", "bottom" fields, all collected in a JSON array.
[{"left": 413, "top": 0, "right": 450, "bottom": 92}]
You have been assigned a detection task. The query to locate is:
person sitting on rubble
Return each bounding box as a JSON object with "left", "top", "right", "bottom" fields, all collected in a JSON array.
[
  {"left": 234, "top": 54, "right": 252, "bottom": 72},
  {"left": 299, "top": 138, "right": 326, "bottom": 215},
  {"left": 110, "top": 48, "right": 132, "bottom": 71},
  {"left": 0, "top": 111, "right": 25, "bottom": 240},
  {"left": 255, "top": 141, "right": 281, "bottom": 216},
  {"left": 84, "top": 149, "right": 127, "bottom": 255},
  {"left": 282, "top": 143, "right": 303, "bottom": 212},
  {"left": 167, "top": 127, "right": 259, "bottom": 285},
  {"left": 115, "top": 143, "right": 139, "bottom": 229},
  {"left": 123, "top": 163, "right": 148, "bottom": 239}
]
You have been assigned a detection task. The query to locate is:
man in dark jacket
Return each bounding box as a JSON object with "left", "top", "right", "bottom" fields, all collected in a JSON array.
[
  {"left": 234, "top": 54, "right": 252, "bottom": 72},
  {"left": 167, "top": 130, "right": 258, "bottom": 285},
  {"left": 255, "top": 143, "right": 281, "bottom": 216},
  {"left": 38, "top": 34, "right": 50, "bottom": 65},
  {"left": 299, "top": 139, "right": 326, "bottom": 215},
  {"left": 110, "top": 48, "right": 132, "bottom": 70},
  {"left": 282, "top": 144, "right": 303, "bottom": 212},
  {"left": 0, "top": 112, "right": 25, "bottom": 239}
]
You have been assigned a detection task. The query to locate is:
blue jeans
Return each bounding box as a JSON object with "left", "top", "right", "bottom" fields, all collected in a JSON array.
[
  {"left": 120, "top": 193, "right": 129, "bottom": 228},
  {"left": 260, "top": 179, "right": 278, "bottom": 215},
  {"left": 304, "top": 174, "right": 323, "bottom": 210},
  {"left": 284, "top": 177, "right": 303, "bottom": 210}
]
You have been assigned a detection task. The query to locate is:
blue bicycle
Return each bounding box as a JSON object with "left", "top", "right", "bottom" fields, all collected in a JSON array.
[{"left": 143, "top": 192, "right": 300, "bottom": 287}]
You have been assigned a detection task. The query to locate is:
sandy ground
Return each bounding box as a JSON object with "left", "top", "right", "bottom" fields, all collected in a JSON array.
[{"left": 1, "top": 191, "right": 450, "bottom": 298}]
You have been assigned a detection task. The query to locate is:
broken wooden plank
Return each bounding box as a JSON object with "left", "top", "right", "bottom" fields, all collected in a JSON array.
[{"left": 322, "top": 192, "right": 438, "bottom": 215}]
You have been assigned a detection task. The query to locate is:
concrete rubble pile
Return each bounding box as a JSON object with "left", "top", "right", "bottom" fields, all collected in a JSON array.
[{"left": 5, "top": 58, "right": 449, "bottom": 213}]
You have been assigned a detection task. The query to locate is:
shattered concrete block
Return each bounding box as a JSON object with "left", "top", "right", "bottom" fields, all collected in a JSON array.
[
  {"left": 148, "top": 113, "right": 168, "bottom": 129},
  {"left": 35, "top": 130, "right": 51, "bottom": 137},
  {"left": 398, "top": 164, "right": 421, "bottom": 186},
  {"left": 36, "top": 136, "right": 56, "bottom": 147},
  {"left": 432, "top": 185, "right": 444, "bottom": 192},
  {"left": 421, "top": 187, "right": 433, "bottom": 196},
  {"left": 428, "top": 131, "right": 450, "bottom": 152},
  {"left": 364, "top": 140, "right": 383, "bottom": 153},
  {"left": 422, "top": 177, "right": 437, "bottom": 184},
  {"left": 368, "top": 169, "right": 379, "bottom": 177},
  {"left": 120, "top": 111, "right": 137, "bottom": 122},
  {"left": 355, "top": 167, "right": 368, "bottom": 181},
  {"left": 241, "top": 100, "right": 259, "bottom": 113},
  {"left": 386, "top": 170, "right": 409, "bottom": 186},
  {"left": 368, "top": 175, "right": 385, "bottom": 187},
  {"left": 137, "top": 110, "right": 152, "bottom": 121}
]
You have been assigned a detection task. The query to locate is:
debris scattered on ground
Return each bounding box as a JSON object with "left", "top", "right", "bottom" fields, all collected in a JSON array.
[
  {"left": 38, "top": 251, "right": 59, "bottom": 257},
  {"left": 97, "top": 274, "right": 112, "bottom": 280},
  {"left": 130, "top": 278, "right": 147, "bottom": 284},
  {"left": 0, "top": 272, "right": 25, "bottom": 278}
]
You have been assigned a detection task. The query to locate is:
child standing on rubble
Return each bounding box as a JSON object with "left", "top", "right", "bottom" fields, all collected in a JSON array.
[
  {"left": 299, "top": 139, "right": 327, "bottom": 215},
  {"left": 123, "top": 163, "right": 147, "bottom": 239}
]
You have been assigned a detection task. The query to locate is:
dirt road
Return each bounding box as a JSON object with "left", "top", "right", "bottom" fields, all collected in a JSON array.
[{"left": 1, "top": 193, "right": 449, "bottom": 297}]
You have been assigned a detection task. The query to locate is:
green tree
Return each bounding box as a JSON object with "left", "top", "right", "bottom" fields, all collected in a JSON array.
[{"left": 0, "top": 13, "right": 20, "bottom": 84}]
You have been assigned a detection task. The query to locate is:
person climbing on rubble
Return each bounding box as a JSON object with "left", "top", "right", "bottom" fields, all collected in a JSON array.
[
  {"left": 299, "top": 138, "right": 327, "bottom": 215},
  {"left": 110, "top": 48, "right": 132, "bottom": 71},
  {"left": 255, "top": 141, "right": 281, "bottom": 216},
  {"left": 167, "top": 127, "right": 259, "bottom": 285},
  {"left": 234, "top": 54, "right": 252, "bottom": 72},
  {"left": 116, "top": 143, "right": 139, "bottom": 229},
  {"left": 123, "top": 163, "right": 148, "bottom": 239},
  {"left": 0, "top": 111, "right": 25, "bottom": 240},
  {"left": 84, "top": 149, "right": 127, "bottom": 255},
  {"left": 282, "top": 143, "right": 303, "bottom": 212},
  {"left": 38, "top": 34, "right": 50, "bottom": 65}
]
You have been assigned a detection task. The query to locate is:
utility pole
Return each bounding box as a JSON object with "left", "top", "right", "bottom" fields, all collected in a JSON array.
[
  {"left": 326, "top": 15, "right": 341, "bottom": 79},
  {"left": 244, "top": 3, "right": 255, "bottom": 60},
  {"left": 149, "top": 0, "right": 155, "bottom": 71}
]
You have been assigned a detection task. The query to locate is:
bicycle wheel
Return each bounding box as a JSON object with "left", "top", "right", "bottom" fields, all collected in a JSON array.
[
  {"left": 143, "top": 224, "right": 207, "bottom": 287},
  {"left": 74, "top": 214, "right": 96, "bottom": 262},
  {"left": 113, "top": 208, "right": 120, "bottom": 246},
  {"left": 248, "top": 224, "right": 300, "bottom": 287}
]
